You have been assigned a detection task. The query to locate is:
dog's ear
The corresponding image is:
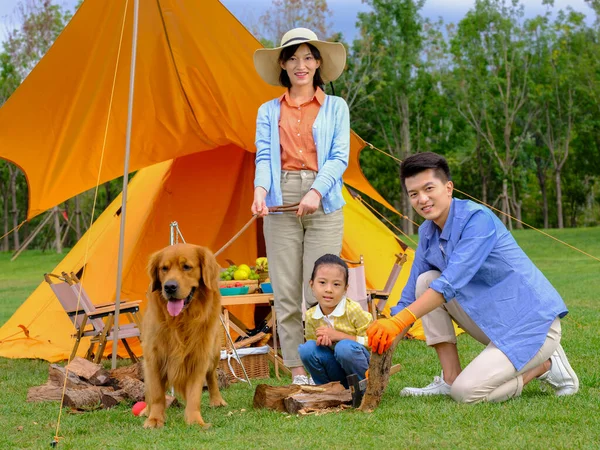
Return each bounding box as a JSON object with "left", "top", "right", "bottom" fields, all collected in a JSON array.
[
  {"left": 197, "top": 246, "right": 220, "bottom": 293},
  {"left": 147, "top": 250, "right": 162, "bottom": 292}
]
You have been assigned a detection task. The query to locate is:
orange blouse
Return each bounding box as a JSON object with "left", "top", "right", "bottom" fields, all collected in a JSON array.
[{"left": 278, "top": 88, "right": 324, "bottom": 172}]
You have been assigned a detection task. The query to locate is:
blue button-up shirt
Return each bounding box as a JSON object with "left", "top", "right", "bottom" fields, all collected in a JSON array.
[
  {"left": 391, "top": 198, "right": 568, "bottom": 370},
  {"left": 254, "top": 93, "right": 350, "bottom": 214}
]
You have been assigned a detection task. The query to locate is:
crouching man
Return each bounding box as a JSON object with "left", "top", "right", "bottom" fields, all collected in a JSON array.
[{"left": 368, "top": 152, "right": 578, "bottom": 403}]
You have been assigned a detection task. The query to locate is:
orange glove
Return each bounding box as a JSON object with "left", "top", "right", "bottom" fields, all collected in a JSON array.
[{"left": 367, "top": 308, "right": 417, "bottom": 355}]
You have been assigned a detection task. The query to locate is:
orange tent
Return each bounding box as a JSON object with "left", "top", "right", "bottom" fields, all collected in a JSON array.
[{"left": 0, "top": 0, "right": 415, "bottom": 362}]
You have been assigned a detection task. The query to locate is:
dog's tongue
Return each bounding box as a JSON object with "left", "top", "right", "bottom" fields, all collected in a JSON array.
[{"left": 167, "top": 299, "right": 185, "bottom": 317}]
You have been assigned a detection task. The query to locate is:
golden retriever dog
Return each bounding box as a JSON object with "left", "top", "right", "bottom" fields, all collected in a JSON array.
[{"left": 142, "top": 243, "right": 226, "bottom": 428}]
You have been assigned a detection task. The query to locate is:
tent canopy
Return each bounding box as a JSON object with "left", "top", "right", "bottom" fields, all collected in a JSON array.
[
  {"left": 0, "top": 0, "right": 395, "bottom": 219},
  {"left": 0, "top": 0, "right": 414, "bottom": 362}
]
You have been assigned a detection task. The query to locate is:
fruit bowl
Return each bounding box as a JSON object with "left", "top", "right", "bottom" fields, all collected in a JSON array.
[
  {"left": 260, "top": 282, "right": 273, "bottom": 294},
  {"left": 219, "top": 286, "right": 249, "bottom": 296}
]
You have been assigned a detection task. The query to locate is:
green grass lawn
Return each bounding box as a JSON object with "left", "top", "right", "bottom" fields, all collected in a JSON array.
[{"left": 1, "top": 229, "right": 600, "bottom": 449}]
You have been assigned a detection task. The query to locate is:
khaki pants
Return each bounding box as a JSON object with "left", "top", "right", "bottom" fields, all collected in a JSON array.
[
  {"left": 417, "top": 270, "right": 561, "bottom": 403},
  {"left": 264, "top": 171, "right": 344, "bottom": 367}
]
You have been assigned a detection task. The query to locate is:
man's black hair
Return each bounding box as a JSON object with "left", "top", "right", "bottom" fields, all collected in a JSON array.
[
  {"left": 400, "top": 152, "right": 451, "bottom": 191},
  {"left": 278, "top": 43, "right": 324, "bottom": 89}
]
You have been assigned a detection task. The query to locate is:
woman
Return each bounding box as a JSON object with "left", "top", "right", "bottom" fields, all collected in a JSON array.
[{"left": 252, "top": 28, "right": 350, "bottom": 384}]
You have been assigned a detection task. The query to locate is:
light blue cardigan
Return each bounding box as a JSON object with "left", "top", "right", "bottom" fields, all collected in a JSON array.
[{"left": 254, "top": 94, "right": 350, "bottom": 214}]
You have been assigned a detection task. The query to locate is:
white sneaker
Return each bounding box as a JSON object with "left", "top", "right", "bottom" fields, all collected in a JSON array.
[
  {"left": 538, "top": 344, "right": 579, "bottom": 396},
  {"left": 400, "top": 372, "right": 451, "bottom": 397}
]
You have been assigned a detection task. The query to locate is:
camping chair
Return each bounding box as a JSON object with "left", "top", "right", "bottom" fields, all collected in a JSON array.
[
  {"left": 344, "top": 253, "right": 408, "bottom": 320},
  {"left": 44, "top": 272, "right": 142, "bottom": 363}
]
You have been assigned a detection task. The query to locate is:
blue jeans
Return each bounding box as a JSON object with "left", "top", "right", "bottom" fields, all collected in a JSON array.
[{"left": 298, "top": 339, "right": 370, "bottom": 388}]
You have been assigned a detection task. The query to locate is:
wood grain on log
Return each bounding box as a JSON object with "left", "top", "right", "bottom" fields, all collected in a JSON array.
[
  {"left": 359, "top": 331, "right": 406, "bottom": 412},
  {"left": 66, "top": 357, "right": 110, "bottom": 385},
  {"left": 48, "top": 364, "right": 89, "bottom": 390},
  {"left": 101, "top": 389, "right": 126, "bottom": 408},
  {"left": 253, "top": 382, "right": 348, "bottom": 413},
  {"left": 253, "top": 384, "right": 302, "bottom": 412},
  {"left": 215, "top": 368, "right": 230, "bottom": 390},
  {"left": 27, "top": 383, "right": 66, "bottom": 402},
  {"left": 118, "top": 377, "right": 145, "bottom": 402},
  {"left": 284, "top": 390, "right": 352, "bottom": 414},
  {"left": 109, "top": 362, "right": 144, "bottom": 381},
  {"left": 62, "top": 387, "right": 105, "bottom": 409}
]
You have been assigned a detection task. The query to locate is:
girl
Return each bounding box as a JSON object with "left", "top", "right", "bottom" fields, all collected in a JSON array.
[
  {"left": 298, "top": 254, "right": 372, "bottom": 387},
  {"left": 251, "top": 28, "right": 350, "bottom": 384}
]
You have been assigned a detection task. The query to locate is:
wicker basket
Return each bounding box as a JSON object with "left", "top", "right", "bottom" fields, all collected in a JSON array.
[
  {"left": 220, "top": 311, "right": 270, "bottom": 383},
  {"left": 219, "top": 346, "right": 270, "bottom": 383}
]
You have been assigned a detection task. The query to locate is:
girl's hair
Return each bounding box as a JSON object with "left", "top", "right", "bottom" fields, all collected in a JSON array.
[
  {"left": 310, "top": 254, "right": 349, "bottom": 285},
  {"left": 278, "top": 43, "right": 324, "bottom": 88}
]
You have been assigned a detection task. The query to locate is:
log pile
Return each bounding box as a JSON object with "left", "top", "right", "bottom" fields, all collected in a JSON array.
[
  {"left": 27, "top": 357, "right": 229, "bottom": 411},
  {"left": 253, "top": 382, "right": 352, "bottom": 414},
  {"left": 253, "top": 332, "right": 405, "bottom": 415}
]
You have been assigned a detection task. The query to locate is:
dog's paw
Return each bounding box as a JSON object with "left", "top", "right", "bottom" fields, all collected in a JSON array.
[
  {"left": 185, "top": 412, "right": 211, "bottom": 429},
  {"left": 143, "top": 416, "right": 165, "bottom": 429},
  {"left": 209, "top": 397, "right": 227, "bottom": 407}
]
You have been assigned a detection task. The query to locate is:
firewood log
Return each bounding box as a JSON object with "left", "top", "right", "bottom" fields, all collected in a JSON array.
[
  {"left": 48, "top": 364, "right": 89, "bottom": 390},
  {"left": 63, "top": 387, "right": 106, "bottom": 409},
  {"left": 101, "top": 389, "right": 127, "bottom": 408},
  {"left": 284, "top": 390, "right": 352, "bottom": 414},
  {"left": 253, "top": 384, "right": 302, "bottom": 412},
  {"left": 27, "top": 383, "right": 66, "bottom": 402},
  {"left": 359, "top": 332, "right": 406, "bottom": 412},
  {"left": 118, "top": 376, "right": 145, "bottom": 402},
  {"left": 109, "top": 362, "right": 144, "bottom": 381},
  {"left": 66, "top": 357, "right": 110, "bottom": 385}
]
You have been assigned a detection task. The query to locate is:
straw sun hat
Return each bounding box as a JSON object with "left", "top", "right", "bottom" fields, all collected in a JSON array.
[{"left": 253, "top": 28, "right": 347, "bottom": 86}]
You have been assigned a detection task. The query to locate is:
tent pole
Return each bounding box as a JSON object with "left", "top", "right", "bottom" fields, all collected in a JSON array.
[{"left": 112, "top": 0, "right": 140, "bottom": 370}]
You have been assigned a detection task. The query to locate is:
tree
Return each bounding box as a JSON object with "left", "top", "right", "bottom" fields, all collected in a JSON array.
[
  {"left": 449, "top": 0, "right": 536, "bottom": 229},
  {"left": 349, "top": 0, "right": 429, "bottom": 234},
  {"left": 0, "top": 0, "right": 74, "bottom": 252},
  {"left": 529, "top": 11, "right": 587, "bottom": 228},
  {"left": 255, "top": 0, "right": 333, "bottom": 45}
]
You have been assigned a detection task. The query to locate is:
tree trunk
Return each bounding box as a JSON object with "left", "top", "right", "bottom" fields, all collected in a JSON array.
[
  {"left": 399, "top": 93, "right": 414, "bottom": 236},
  {"left": 74, "top": 195, "right": 82, "bottom": 240},
  {"left": 104, "top": 182, "right": 112, "bottom": 210},
  {"left": 2, "top": 185, "right": 9, "bottom": 251},
  {"left": 400, "top": 192, "right": 410, "bottom": 235},
  {"left": 52, "top": 206, "right": 63, "bottom": 253},
  {"left": 535, "top": 158, "right": 549, "bottom": 229},
  {"left": 555, "top": 169, "right": 564, "bottom": 229},
  {"left": 476, "top": 142, "right": 488, "bottom": 205},
  {"left": 501, "top": 178, "right": 510, "bottom": 229},
  {"left": 406, "top": 204, "right": 415, "bottom": 235},
  {"left": 9, "top": 165, "right": 20, "bottom": 250},
  {"left": 511, "top": 182, "right": 523, "bottom": 230}
]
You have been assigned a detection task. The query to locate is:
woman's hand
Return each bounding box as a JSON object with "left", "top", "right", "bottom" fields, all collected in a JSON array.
[
  {"left": 297, "top": 189, "right": 321, "bottom": 216},
  {"left": 251, "top": 187, "right": 269, "bottom": 217}
]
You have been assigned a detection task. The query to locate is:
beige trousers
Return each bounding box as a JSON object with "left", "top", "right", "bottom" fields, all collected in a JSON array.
[
  {"left": 416, "top": 270, "right": 561, "bottom": 403},
  {"left": 264, "top": 171, "right": 344, "bottom": 367}
]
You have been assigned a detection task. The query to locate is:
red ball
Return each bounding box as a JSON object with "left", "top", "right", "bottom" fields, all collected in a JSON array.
[{"left": 132, "top": 401, "right": 147, "bottom": 416}]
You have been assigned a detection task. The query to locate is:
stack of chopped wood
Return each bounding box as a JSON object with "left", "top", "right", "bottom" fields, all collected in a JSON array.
[
  {"left": 253, "top": 382, "right": 352, "bottom": 414},
  {"left": 253, "top": 339, "right": 402, "bottom": 415},
  {"left": 27, "top": 357, "right": 228, "bottom": 411}
]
